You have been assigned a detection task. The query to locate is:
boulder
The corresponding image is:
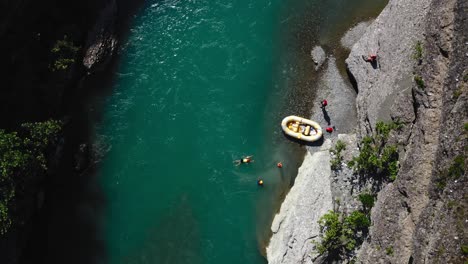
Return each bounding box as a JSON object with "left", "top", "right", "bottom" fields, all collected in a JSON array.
[
  {"left": 83, "top": 0, "right": 118, "bottom": 72},
  {"left": 310, "top": 46, "right": 326, "bottom": 70}
]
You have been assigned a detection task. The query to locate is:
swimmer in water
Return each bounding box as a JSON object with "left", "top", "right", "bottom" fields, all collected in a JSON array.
[{"left": 233, "top": 155, "right": 254, "bottom": 166}]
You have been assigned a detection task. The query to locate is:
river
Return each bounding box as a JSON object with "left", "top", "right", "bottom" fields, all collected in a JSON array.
[{"left": 91, "top": 0, "right": 386, "bottom": 263}]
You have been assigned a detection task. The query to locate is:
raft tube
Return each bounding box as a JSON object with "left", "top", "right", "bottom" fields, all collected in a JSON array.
[{"left": 281, "top": 115, "right": 323, "bottom": 142}]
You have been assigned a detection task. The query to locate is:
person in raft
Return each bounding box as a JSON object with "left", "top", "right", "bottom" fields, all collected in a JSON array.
[{"left": 233, "top": 155, "right": 254, "bottom": 166}]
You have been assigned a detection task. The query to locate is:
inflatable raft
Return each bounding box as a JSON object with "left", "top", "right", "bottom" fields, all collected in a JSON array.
[{"left": 281, "top": 115, "right": 323, "bottom": 142}]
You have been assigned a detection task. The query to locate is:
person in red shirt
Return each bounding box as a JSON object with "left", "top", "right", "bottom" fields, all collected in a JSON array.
[
  {"left": 326, "top": 127, "right": 333, "bottom": 133},
  {"left": 363, "top": 54, "right": 377, "bottom": 63},
  {"left": 321, "top": 99, "right": 328, "bottom": 109}
]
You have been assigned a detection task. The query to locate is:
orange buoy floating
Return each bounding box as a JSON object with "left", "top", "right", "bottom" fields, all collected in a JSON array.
[
  {"left": 277, "top": 162, "right": 283, "bottom": 168},
  {"left": 257, "top": 179, "right": 264, "bottom": 186}
]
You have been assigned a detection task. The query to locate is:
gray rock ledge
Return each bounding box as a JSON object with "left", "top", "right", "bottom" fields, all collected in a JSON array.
[{"left": 266, "top": 140, "right": 333, "bottom": 264}]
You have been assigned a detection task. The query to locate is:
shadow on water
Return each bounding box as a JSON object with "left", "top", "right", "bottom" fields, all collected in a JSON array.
[
  {"left": 282, "top": 133, "right": 325, "bottom": 148},
  {"left": 18, "top": 1, "right": 151, "bottom": 263}
]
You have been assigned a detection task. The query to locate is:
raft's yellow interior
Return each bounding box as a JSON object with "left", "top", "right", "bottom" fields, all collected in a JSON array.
[{"left": 287, "top": 121, "right": 314, "bottom": 136}]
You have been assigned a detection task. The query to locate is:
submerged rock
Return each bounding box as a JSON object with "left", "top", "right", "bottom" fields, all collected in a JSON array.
[
  {"left": 310, "top": 46, "right": 326, "bottom": 70},
  {"left": 340, "top": 21, "right": 373, "bottom": 50}
]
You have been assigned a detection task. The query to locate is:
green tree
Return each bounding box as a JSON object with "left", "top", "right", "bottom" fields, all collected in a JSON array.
[
  {"left": 348, "top": 121, "right": 400, "bottom": 181},
  {"left": 0, "top": 120, "right": 61, "bottom": 235},
  {"left": 50, "top": 35, "right": 80, "bottom": 71}
]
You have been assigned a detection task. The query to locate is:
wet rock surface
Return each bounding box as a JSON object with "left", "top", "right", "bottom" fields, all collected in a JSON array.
[{"left": 340, "top": 21, "right": 373, "bottom": 50}]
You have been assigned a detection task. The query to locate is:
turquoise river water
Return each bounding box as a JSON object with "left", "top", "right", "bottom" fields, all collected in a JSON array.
[{"left": 91, "top": 0, "right": 387, "bottom": 263}]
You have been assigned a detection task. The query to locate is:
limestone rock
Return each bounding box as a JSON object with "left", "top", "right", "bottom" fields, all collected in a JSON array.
[
  {"left": 83, "top": 0, "right": 118, "bottom": 72},
  {"left": 311, "top": 46, "right": 326, "bottom": 70},
  {"left": 345, "top": 0, "right": 431, "bottom": 135},
  {"left": 267, "top": 140, "right": 333, "bottom": 264}
]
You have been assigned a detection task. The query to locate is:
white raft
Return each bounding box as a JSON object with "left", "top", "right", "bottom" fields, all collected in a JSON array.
[{"left": 281, "top": 115, "right": 323, "bottom": 142}]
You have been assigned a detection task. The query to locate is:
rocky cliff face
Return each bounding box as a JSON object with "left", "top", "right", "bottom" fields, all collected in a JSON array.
[
  {"left": 346, "top": 0, "right": 467, "bottom": 262},
  {"left": 268, "top": 0, "right": 466, "bottom": 262},
  {"left": 346, "top": 0, "right": 431, "bottom": 134}
]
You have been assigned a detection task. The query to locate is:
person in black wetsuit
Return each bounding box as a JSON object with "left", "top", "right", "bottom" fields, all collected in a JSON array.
[{"left": 233, "top": 155, "right": 254, "bottom": 166}]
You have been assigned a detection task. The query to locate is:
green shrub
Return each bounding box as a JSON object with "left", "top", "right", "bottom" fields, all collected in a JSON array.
[
  {"left": 436, "top": 155, "right": 466, "bottom": 190},
  {"left": 349, "top": 121, "right": 400, "bottom": 181},
  {"left": 386, "top": 246, "right": 394, "bottom": 256},
  {"left": 453, "top": 87, "right": 462, "bottom": 99},
  {"left": 412, "top": 41, "right": 423, "bottom": 62},
  {"left": 0, "top": 120, "right": 61, "bottom": 235},
  {"left": 414, "top": 75, "right": 425, "bottom": 90},
  {"left": 330, "top": 140, "right": 346, "bottom": 171},
  {"left": 315, "top": 210, "right": 370, "bottom": 257},
  {"left": 447, "top": 155, "right": 465, "bottom": 179},
  {"left": 345, "top": 211, "right": 370, "bottom": 231},
  {"left": 335, "top": 140, "right": 346, "bottom": 153},
  {"left": 316, "top": 211, "right": 343, "bottom": 255},
  {"left": 358, "top": 192, "right": 375, "bottom": 212},
  {"left": 461, "top": 245, "right": 468, "bottom": 255},
  {"left": 50, "top": 35, "right": 80, "bottom": 71}
]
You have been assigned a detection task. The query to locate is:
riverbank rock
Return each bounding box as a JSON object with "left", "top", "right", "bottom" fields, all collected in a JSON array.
[
  {"left": 267, "top": 140, "right": 333, "bottom": 264},
  {"left": 310, "top": 46, "right": 326, "bottom": 70},
  {"left": 340, "top": 21, "right": 373, "bottom": 50},
  {"left": 310, "top": 57, "right": 357, "bottom": 137},
  {"left": 83, "top": 0, "right": 118, "bottom": 72}
]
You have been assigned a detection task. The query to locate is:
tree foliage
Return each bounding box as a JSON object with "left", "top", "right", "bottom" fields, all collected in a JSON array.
[
  {"left": 0, "top": 120, "right": 61, "bottom": 235},
  {"left": 315, "top": 210, "right": 370, "bottom": 257},
  {"left": 330, "top": 140, "right": 346, "bottom": 171},
  {"left": 50, "top": 35, "right": 80, "bottom": 71},
  {"left": 358, "top": 192, "right": 375, "bottom": 213},
  {"left": 348, "top": 121, "right": 401, "bottom": 181}
]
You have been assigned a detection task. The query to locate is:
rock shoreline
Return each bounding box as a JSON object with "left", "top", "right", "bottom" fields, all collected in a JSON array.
[
  {"left": 267, "top": 0, "right": 467, "bottom": 262},
  {"left": 267, "top": 53, "right": 359, "bottom": 263}
]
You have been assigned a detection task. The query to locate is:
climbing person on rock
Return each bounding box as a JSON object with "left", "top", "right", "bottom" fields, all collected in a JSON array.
[
  {"left": 362, "top": 53, "right": 377, "bottom": 63},
  {"left": 233, "top": 155, "right": 254, "bottom": 166}
]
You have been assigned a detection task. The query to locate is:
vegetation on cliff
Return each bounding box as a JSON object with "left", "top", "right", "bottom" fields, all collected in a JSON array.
[
  {"left": 50, "top": 35, "right": 81, "bottom": 72},
  {"left": 348, "top": 120, "right": 402, "bottom": 181},
  {"left": 315, "top": 209, "right": 370, "bottom": 258},
  {"left": 0, "top": 120, "right": 61, "bottom": 235}
]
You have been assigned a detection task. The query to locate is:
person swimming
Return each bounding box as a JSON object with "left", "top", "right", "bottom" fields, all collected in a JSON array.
[{"left": 233, "top": 155, "right": 254, "bottom": 166}]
